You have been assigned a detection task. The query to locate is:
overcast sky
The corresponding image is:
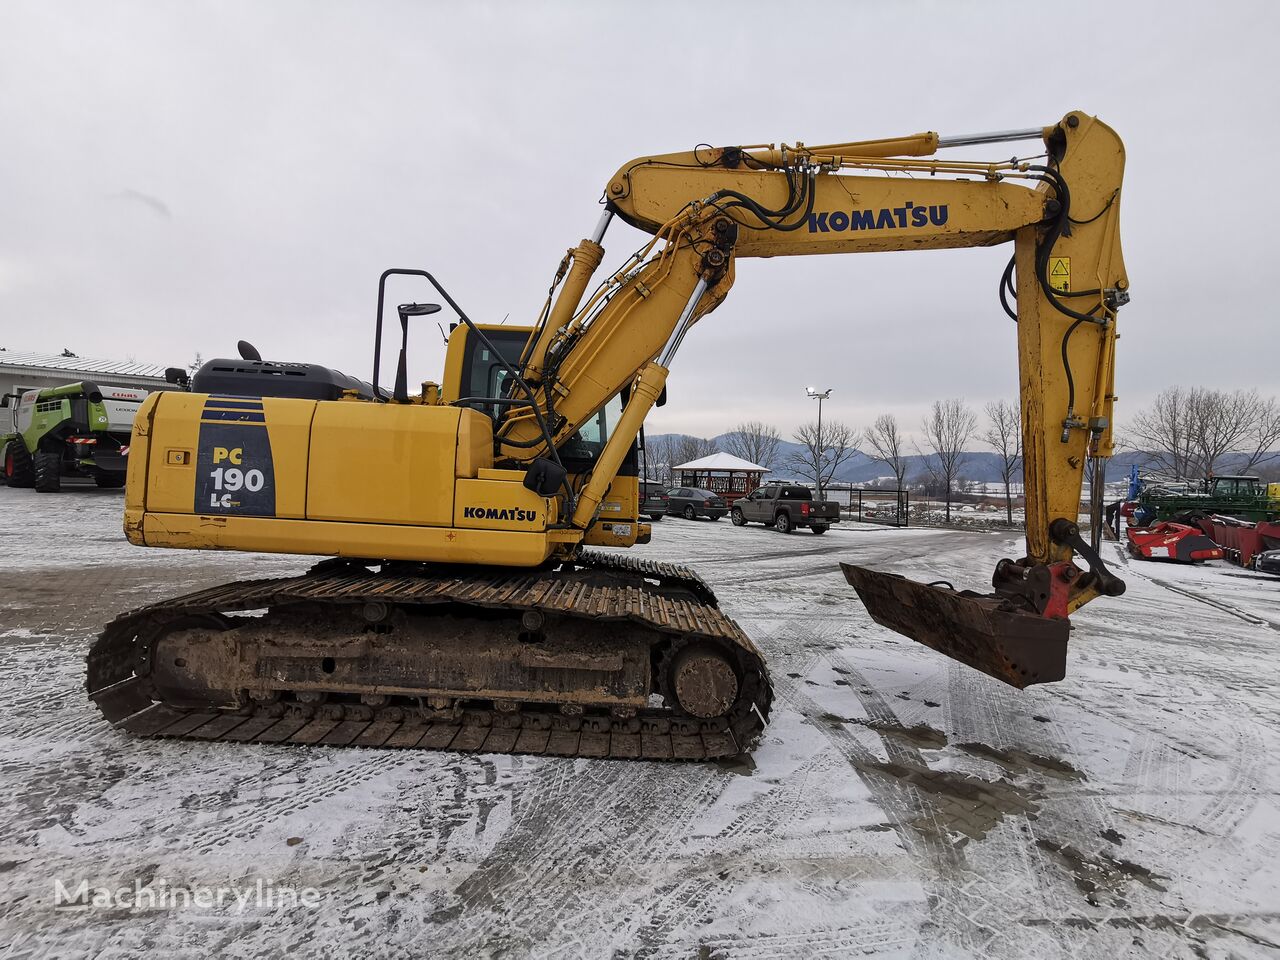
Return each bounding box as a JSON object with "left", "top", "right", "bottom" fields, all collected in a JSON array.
[{"left": 2, "top": 1, "right": 1276, "bottom": 442}]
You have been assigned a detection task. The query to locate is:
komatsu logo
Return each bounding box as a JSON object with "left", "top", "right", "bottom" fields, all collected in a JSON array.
[
  {"left": 463, "top": 506, "right": 538, "bottom": 522},
  {"left": 808, "top": 203, "right": 948, "bottom": 233}
]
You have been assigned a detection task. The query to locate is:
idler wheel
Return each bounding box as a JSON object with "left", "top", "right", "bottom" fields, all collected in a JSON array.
[
  {"left": 145, "top": 613, "right": 236, "bottom": 708},
  {"left": 670, "top": 645, "right": 739, "bottom": 719}
]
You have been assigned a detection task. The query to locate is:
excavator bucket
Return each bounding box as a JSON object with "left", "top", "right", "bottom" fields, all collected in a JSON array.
[{"left": 841, "top": 564, "right": 1069, "bottom": 689}]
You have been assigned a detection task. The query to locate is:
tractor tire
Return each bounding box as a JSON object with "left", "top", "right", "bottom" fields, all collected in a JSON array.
[
  {"left": 730, "top": 507, "right": 745, "bottom": 526},
  {"left": 3, "top": 441, "right": 35, "bottom": 488},
  {"left": 95, "top": 472, "right": 126, "bottom": 489},
  {"left": 774, "top": 512, "right": 792, "bottom": 534},
  {"left": 810, "top": 524, "right": 829, "bottom": 535},
  {"left": 33, "top": 450, "right": 62, "bottom": 493}
]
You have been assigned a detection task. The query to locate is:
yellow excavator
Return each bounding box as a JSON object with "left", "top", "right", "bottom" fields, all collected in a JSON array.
[{"left": 88, "top": 110, "right": 1128, "bottom": 759}]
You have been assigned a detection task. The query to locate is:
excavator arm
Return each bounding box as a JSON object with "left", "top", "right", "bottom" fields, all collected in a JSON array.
[{"left": 497, "top": 110, "right": 1129, "bottom": 687}]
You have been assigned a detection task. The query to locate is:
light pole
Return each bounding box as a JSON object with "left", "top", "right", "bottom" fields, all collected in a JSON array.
[{"left": 806, "top": 386, "right": 832, "bottom": 500}]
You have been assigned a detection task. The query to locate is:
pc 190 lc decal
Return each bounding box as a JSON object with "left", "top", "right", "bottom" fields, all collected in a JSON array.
[{"left": 193, "top": 398, "right": 276, "bottom": 516}]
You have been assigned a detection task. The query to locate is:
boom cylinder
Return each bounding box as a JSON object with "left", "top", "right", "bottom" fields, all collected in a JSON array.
[{"left": 524, "top": 226, "right": 609, "bottom": 382}]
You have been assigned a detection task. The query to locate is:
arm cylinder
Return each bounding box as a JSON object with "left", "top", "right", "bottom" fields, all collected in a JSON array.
[
  {"left": 936, "top": 127, "right": 1048, "bottom": 148},
  {"left": 571, "top": 361, "right": 669, "bottom": 528}
]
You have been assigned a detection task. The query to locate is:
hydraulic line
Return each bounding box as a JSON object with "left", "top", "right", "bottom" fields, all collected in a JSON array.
[
  {"left": 1000, "top": 254, "right": 1018, "bottom": 321},
  {"left": 1026, "top": 164, "right": 1111, "bottom": 328}
]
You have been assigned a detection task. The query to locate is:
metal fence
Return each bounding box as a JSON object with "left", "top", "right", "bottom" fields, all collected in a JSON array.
[{"left": 845, "top": 488, "right": 909, "bottom": 527}]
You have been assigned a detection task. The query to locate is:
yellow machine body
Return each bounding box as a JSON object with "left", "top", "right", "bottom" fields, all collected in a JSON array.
[
  {"left": 125, "top": 323, "right": 646, "bottom": 564},
  {"left": 87, "top": 111, "right": 1136, "bottom": 764}
]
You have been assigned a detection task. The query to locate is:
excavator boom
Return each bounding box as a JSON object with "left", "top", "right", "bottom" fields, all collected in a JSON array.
[{"left": 498, "top": 111, "right": 1127, "bottom": 685}]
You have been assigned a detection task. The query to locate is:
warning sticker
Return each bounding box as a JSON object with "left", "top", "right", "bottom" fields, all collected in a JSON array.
[{"left": 1049, "top": 256, "right": 1071, "bottom": 292}]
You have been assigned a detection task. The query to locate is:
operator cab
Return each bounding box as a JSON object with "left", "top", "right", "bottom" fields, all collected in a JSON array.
[
  {"left": 445, "top": 323, "right": 639, "bottom": 477},
  {"left": 1207, "top": 476, "right": 1263, "bottom": 497}
]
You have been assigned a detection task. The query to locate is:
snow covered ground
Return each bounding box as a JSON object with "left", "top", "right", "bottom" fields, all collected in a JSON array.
[{"left": 1, "top": 485, "right": 1278, "bottom": 958}]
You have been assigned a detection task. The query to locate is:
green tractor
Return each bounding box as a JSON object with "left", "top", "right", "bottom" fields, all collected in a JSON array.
[
  {"left": 2, "top": 380, "right": 152, "bottom": 492},
  {"left": 1135, "top": 474, "right": 1280, "bottom": 525}
]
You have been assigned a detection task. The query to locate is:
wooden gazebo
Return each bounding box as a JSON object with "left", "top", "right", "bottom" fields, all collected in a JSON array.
[{"left": 673, "top": 452, "right": 768, "bottom": 505}]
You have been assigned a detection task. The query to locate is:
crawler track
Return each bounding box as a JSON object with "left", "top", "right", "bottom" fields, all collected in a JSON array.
[{"left": 86, "top": 551, "right": 772, "bottom": 760}]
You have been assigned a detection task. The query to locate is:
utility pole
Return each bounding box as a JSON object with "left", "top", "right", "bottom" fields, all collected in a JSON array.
[{"left": 806, "top": 386, "right": 832, "bottom": 500}]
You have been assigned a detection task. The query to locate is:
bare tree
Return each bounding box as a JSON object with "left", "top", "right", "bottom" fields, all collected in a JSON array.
[
  {"left": 641, "top": 432, "right": 674, "bottom": 483},
  {"left": 864, "top": 413, "right": 909, "bottom": 488},
  {"left": 671, "top": 434, "right": 718, "bottom": 467},
  {"left": 1239, "top": 394, "right": 1280, "bottom": 473},
  {"left": 1128, "top": 386, "right": 1280, "bottom": 478},
  {"left": 188, "top": 351, "right": 204, "bottom": 375},
  {"left": 1188, "top": 388, "right": 1255, "bottom": 476},
  {"left": 722, "top": 421, "right": 782, "bottom": 470},
  {"left": 787, "top": 420, "right": 859, "bottom": 499},
  {"left": 917, "top": 398, "right": 977, "bottom": 522},
  {"left": 982, "top": 399, "right": 1021, "bottom": 525},
  {"left": 1128, "top": 386, "right": 1196, "bottom": 478}
]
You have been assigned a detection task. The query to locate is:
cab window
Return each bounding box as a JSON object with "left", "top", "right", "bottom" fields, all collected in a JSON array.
[
  {"left": 458, "top": 329, "right": 529, "bottom": 420},
  {"left": 560, "top": 393, "right": 623, "bottom": 465}
]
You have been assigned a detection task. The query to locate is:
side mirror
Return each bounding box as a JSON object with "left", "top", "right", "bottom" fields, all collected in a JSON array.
[
  {"left": 393, "top": 302, "right": 443, "bottom": 403},
  {"left": 399, "top": 303, "right": 442, "bottom": 318},
  {"left": 165, "top": 367, "right": 190, "bottom": 388},
  {"left": 237, "top": 341, "right": 262, "bottom": 362}
]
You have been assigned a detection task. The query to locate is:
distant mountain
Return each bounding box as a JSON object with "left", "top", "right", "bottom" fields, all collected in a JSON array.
[{"left": 648, "top": 433, "right": 1154, "bottom": 485}]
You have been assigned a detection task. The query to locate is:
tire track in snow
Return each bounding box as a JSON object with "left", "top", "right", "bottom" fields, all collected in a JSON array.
[
  {"left": 184, "top": 747, "right": 416, "bottom": 853},
  {"left": 820, "top": 656, "right": 1105, "bottom": 957},
  {"left": 698, "top": 917, "right": 916, "bottom": 959},
  {"left": 1186, "top": 720, "right": 1265, "bottom": 837},
  {"left": 425, "top": 757, "right": 729, "bottom": 954},
  {"left": 627, "top": 618, "right": 850, "bottom": 955},
  {"left": 940, "top": 664, "right": 1153, "bottom": 949}
]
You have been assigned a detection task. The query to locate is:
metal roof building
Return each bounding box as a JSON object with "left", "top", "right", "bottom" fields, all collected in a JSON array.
[{"left": 0, "top": 350, "right": 175, "bottom": 397}]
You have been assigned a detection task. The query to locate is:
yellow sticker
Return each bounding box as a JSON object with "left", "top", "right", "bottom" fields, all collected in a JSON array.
[{"left": 1049, "top": 256, "right": 1071, "bottom": 292}]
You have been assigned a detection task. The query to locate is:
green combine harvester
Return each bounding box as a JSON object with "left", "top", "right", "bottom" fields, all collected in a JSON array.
[
  {"left": 1134, "top": 474, "right": 1280, "bottom": 525},
  {"left": 2, "top": 381, "right": 151, "bottom": 492}
]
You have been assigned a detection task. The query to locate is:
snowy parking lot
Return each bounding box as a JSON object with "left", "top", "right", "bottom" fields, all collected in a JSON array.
[{"left": 1, "top": 485, "right": 1278, "bottom": 958}]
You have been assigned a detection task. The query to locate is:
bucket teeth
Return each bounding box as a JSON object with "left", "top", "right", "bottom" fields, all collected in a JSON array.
[{"left": 841, "top": 563, "right": 1069, "bottom": 689}]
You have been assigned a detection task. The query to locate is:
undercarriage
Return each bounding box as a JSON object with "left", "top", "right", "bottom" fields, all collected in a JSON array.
[{"left": 87, "top": 552, "right": 772, "bottom": 760}]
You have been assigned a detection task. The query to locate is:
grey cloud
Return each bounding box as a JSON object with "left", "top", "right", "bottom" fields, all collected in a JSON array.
[
  {"left": 113, "top": 188, "right": 172, "bottom": 219},
  {"left": 1, "top": 0, "right": 1275, "bottom": 445}
]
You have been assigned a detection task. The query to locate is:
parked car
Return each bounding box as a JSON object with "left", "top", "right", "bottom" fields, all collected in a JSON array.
[
  {"left": 641, "top": 481, "right": 669, "bottom": 520},
  {"left": 731, "top": 483, "right": 840, "bottom": 534},
  {"left": 1256, "top": 549, "right": 1280, "bottom": 576},
  {"left": 666, "top": 487, "right": 728, "bottom": 520}
]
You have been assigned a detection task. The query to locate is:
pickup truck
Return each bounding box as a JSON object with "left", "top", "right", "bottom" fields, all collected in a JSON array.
[{"left": 730, "top": 483, "right": 841, "bottom": 534}]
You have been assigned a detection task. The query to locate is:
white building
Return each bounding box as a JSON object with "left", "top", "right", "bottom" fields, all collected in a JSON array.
[{"left": 0, "top": 350, "right": 176, "bottom": 400}]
